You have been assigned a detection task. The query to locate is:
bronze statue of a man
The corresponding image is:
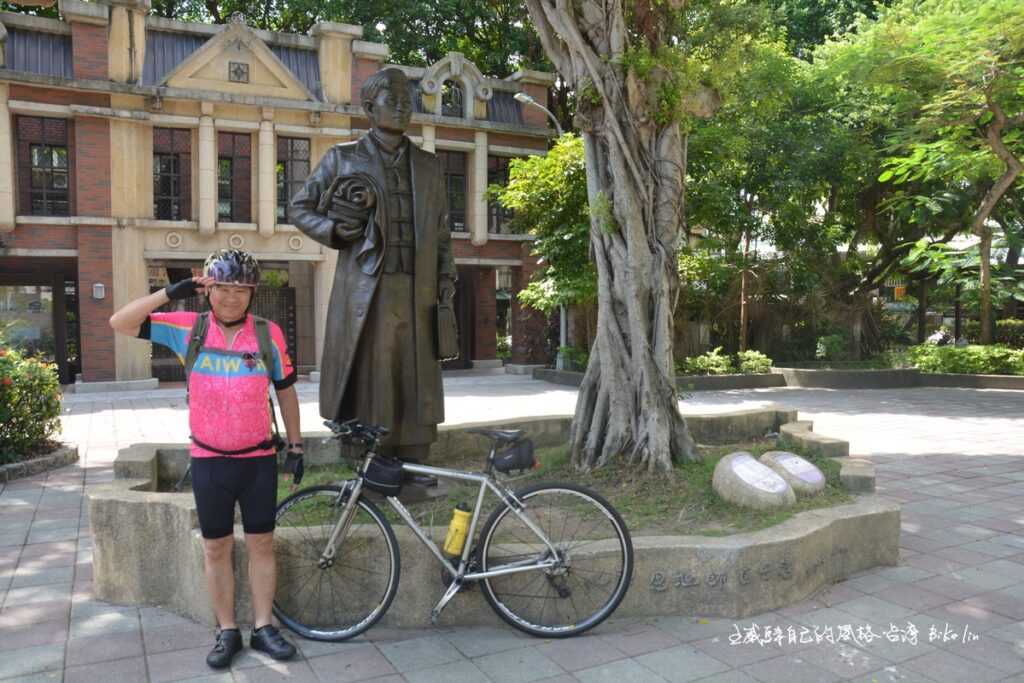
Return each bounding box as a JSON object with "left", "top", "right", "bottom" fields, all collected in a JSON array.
[{"left": 290, "top": 67, "right": 456, "bottom": 468}]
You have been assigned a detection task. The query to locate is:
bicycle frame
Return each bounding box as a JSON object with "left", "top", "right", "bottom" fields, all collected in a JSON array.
[{"left": 320, "top": 451, "right": 564, "bottom": 622}]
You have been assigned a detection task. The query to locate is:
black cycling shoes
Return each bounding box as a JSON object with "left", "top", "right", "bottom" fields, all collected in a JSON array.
[
  {"left": 206, "top": 628, "right": 243, "bottom": 669},
  {"left": 250, "top": 624, "right": 297, "bottom": 661}
]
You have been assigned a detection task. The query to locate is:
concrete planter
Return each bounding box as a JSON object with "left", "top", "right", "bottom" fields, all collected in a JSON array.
[
  {"left": 0, "top": 445, "right": 78, "bottom": 483},
  {"left": 772, "top": 367, "right": 921, "bottom": 389},
  {"left": 919, "top": 373, "right": 1024, "bottom": 390},
  {"left": 532, "top": 368, "right": 785, "bottom": 391},
  {"left": 88, "top": 413, "right": 894, "bottom": 627}
]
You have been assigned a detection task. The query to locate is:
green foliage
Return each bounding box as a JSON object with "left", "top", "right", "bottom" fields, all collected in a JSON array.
[
  {"left": 905, "top": 344, "right": 1024, "bottom": 375},
  {"left": 679, "top": 347, "right": 736, "bottom": 375},
  {"left": 491, "top": 135, "right": 595, "bottom": 313},
  {"left": 964, "top": 319, "right": 1024, "bottom": 348},
  {"left": 815, "top": 332, "right": 850, "bottom": 360},
  {"left": 736, "top": 350, "right": 773, "bottom": 374},
  {"left": 496, "top": 334, "right": 511, "bottom": 361},
  {"left": 0, "top": 346, "right": 62, "bottom": 464},
  {"left": 559, "top": 346, "right": 590, "bottom": 372}
]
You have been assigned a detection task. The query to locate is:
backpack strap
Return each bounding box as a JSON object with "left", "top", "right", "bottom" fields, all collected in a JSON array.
[
  {"left": 183, "top": 312, "right": 210, "bottom": 405},
  {"left": 253, "top": 315, "right": 286, "bottom": 452},
  {"left": 253, "top": 316, "right": 275, "bottom": 378}
]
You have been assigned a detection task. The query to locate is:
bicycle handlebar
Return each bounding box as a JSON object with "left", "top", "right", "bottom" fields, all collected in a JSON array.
[{"left": 324, "top": 419, "right": 390, "bottom": 447}]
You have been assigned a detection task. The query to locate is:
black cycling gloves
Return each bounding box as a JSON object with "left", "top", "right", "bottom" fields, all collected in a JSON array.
[
  {"left": 165, "top": 278, "right": 200, "bottom": 301},
  {"left": 284, "top": 448, "right": 304, "bottom": 486}
]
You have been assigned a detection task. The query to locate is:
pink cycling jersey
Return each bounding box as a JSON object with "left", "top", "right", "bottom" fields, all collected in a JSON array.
[{"left": 141, "top": 311, "right": 296, "bottom": 458}]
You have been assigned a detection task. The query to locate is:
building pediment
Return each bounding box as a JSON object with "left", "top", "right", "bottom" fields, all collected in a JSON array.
[{"left": 161, "top": 16, "right": 315, "bottom": 101}]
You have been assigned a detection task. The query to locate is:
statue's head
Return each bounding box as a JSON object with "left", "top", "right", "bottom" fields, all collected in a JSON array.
[{"left": 361, "top": 67, "right": 412, "bottom": 135}]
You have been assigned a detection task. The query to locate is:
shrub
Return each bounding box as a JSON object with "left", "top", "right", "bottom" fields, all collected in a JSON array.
[
  {"left": 496, "top": 334, "right": 511, "bottom": 361},
  {"left": 736, "top": 350, "right": 773, "bottom": 374},
  {"left": 815, "top": 332, "right": 850, "bottom": 360},
  {"left": 0, "top": 346, "right": 63, "bottom": 464},
  {"left": 559, "top": 345, "right": 589, "bottom": 371},
  {"left": 905, "top": 344, "right": 1024, "bottom": 376},
  {"left": 680, "top": 347, "right": 735, "bottom": 375},
  {"left": 964, "top": 319, "right": 1024, "bottom": 348}
]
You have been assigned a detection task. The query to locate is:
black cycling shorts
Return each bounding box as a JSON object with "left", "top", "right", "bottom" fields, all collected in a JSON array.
[{"left": 191, "top": 455, "right": 278, "bottom": 539}]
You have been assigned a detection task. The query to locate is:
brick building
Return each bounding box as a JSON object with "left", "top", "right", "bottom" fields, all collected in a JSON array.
[{"left": 0, "top": 0, "right": 554, "bottom": 386}]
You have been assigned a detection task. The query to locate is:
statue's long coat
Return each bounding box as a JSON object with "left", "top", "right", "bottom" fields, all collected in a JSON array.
[{"left": 290, "top": 133, "right": 456, "bottom": 427}]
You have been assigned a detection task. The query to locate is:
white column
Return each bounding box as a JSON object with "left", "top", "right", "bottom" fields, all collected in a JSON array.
[
  {"left": 198, "top": 113, "right": 216, "bottom": 234},
  {"left": 470, "top": 130, "right": 488, "bottom": 246},
  {"left": 421, "top": 125, "right": 436, "bottom": 153},
  {"left": 313, "top": 254, "right": 337, "bottom": 369},
  {"left": 0, "top": 84, "right": 13, "bottom": 232},
  {"left": 258, "top": 114, "right": 275, "bottom": 236}
]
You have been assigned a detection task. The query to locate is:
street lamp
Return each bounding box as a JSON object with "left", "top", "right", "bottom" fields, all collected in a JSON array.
[
  {"left": 514, "top": 91, "right": 568, "bottom": 369},
  {"left": 513, "top": 91, "right": 563, "bottom": 136}
]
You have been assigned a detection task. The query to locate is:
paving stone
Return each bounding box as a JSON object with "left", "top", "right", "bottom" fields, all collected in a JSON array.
[
  {"left": 872, "top": 566, "right": 935, "bottom": 584},
  {"left": 835, "top": 595, "right": 916, "bottom": 624},
  {"left": 143, "top": 622, "right": 215, "bottom": 654},
  {"left": 576, "top": 657, "right": 668, "bottom": 683},
  {"left": 70, "top": 609, "right": 140, "bottom": 638},
  {"left": 304, "top": 642, "right": 399, "bottom": 682},
  {"left": 872, "top": 583, "right": 951, "bottom": 612},
  {"left": 634, "top": 644, "right": 731, "bottom": 682},
  {"left": 648, "top": 616, "right": 741, "bottom": 643},
  {"left": 474, "top": 647, "right": 565, "bottom": 683},
  {"left": 404, "top": 659, "right": 491, "bottom": 683},
  {"left": 910, "top": 575, "right": 985, "bottom": 601},
  {"left": 848, "top": 666, "right": 940, "bottom": 683},
  {"left": 2, "top": 582, "right": 72, "bottom": 607},
  {"left": 0, "top": 618, "right": 68, "bottom": 652},
  {"left": 921, "top": 601, "right": 1014, "bottom": 633},
  {"left": 937, "top": 632, "right": 1024, "bottom": 675},
  {"left": 0, "top": 599, "right": 70, "bottom": 627},
  {"left": 537, "top": 635, "right": 626, "bottom": 672},
  {"left": 841, "top": 573, "right": 896, "bottom": 595},
  {"left": 378, "top": 635, "right": 465, "bottom": 673},
  {"left": 901, "top": 648, "right": 1004, "bottom": 682},
  {"left": 601, "top": 624, "right": 682, "bottom": 656},
  {"left": 145, "top": 645, "right": 213, "bottom": 683},
  {"left": 693, "top": 672, "right": 759, "bottom": 683},
  {"left": 738, "top": 653, "right": 841, "bottom": 683},
  {"left": 0, "top": 642, "right": 64, "bottom": 680},
  {"left": 66, "top": 628, "right": 145, "bottom": 667},
  {"left": 229, "top": 660, "right": 320, "bottom": 682},
  {"left": 692, "top": 633, "right": 782, "bottom": 668},
  {"left": 805, "top": 641, "right": 888, "bottom": 679},
  {"left": 10, "top": 566, "right": 75, "bottom": 589},
  {"left": 442, "top": 626, "right": 529, "bottom": 658}
]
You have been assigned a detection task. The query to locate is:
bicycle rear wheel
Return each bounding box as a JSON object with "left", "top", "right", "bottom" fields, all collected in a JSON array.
[
  {"left": 273, "top": 484, "right": 400, "bottom": 641},
  {"left": 477, "top": 482, "right": 633, "bottom": 638}
]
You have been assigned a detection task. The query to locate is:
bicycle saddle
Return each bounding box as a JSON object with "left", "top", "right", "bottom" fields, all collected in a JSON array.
[{"left": 466, "top": 427, "right": 524, "bottom": 444}]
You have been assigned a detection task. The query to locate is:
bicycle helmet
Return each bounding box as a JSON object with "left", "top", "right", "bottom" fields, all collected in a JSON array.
[{"left": 203, "top": 249, "right": 261, "bottom": 287}]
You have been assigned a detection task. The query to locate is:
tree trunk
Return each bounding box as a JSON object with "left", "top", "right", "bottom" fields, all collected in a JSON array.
[
  {"left": 980, "top": 228, "right": 994, "bottom": 344},
  {"left": 525, "top": 0, "right": 701, "bottom": 471},
  {"left": 917, "top": 279, "right": 928, "bottom": 344},
  {"left": 738, "top": 232, "right": 750, "bottom": 353},
  {"left": 972, "top": 97, "right": 1023, "bottom": 344}
]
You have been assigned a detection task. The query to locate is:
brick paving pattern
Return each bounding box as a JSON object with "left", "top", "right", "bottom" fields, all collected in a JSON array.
[{"left": 2, "top": 375, "right": 1023, "bottom": 681}]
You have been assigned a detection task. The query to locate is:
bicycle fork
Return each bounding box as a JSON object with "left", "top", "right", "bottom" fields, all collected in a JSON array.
[{"left": 318, "top": 480, "right": 362, "bottom": 568}]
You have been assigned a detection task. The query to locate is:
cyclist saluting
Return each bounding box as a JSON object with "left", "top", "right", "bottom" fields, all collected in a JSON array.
[{"left": 109, "top": 249, "right": 301, "bottom": 668}]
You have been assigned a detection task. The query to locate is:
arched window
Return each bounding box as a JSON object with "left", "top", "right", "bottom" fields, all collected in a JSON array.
[{"left": 441, "top": 80, "right": 464, "bottom": 118}]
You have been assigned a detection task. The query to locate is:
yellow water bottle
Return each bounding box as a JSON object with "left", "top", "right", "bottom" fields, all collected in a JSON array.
[{"left": 443, "top": 503, "right": 472, "bottom": 556}]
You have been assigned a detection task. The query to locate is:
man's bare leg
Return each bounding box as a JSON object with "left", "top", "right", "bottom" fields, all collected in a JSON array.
[
  {"left": 246, "top": 531, "right": 276, "bottom": 629},
  {"left": 202, "top": 535, "right": 237, "bottom": 629}
]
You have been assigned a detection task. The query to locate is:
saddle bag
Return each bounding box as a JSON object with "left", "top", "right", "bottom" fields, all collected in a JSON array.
[
  {"left": 492, "top": 438, "right": 537, "bottom": 474},
  {"left": 363, "top": 455, "right": 405, "bottom": 497}
]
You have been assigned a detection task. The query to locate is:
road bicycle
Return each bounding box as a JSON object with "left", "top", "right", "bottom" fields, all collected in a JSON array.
[{"left": 271, "top": 419, "right": 634, "bottom": 641}]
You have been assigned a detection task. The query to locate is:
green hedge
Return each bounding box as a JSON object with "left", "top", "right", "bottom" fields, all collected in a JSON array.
[
  {"left": 964, "top": 319, "right": 1024, "bottom": 348},
  {"left": 905, "top": 344, "right": 1024, "bottom": 376},
  {"left": 0, "top": 346, "right": 62, "bottom": 464},
  {"left": 677, "top": 348, "right": 774, "bottom": 376}
]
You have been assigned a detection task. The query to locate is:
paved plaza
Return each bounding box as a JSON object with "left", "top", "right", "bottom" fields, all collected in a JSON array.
[{"left": 3, "top": 374, "right": 1024, "bottom": 681}]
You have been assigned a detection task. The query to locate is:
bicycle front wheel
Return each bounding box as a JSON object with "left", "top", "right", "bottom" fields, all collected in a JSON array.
[
  {"left": 477, "top": 482, "right": 633, "bottom": 638},
  {"left": 273, "top": 484, "right": 400, "bottom": 641}
]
